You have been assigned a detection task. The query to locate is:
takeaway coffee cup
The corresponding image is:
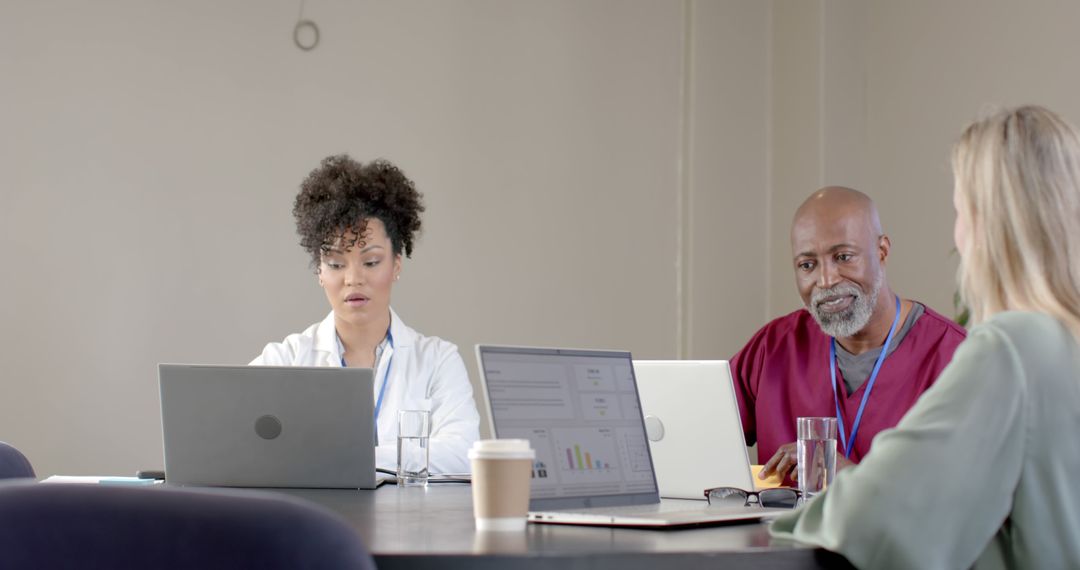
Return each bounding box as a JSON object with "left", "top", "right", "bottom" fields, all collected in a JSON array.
[{"left": 468, "top": 439, "right": 535, "bottom": 531}]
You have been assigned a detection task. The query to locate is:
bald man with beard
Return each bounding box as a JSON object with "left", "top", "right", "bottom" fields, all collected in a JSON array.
[{"left": 731, "top": 187, "right": 966, "bottom": 484}]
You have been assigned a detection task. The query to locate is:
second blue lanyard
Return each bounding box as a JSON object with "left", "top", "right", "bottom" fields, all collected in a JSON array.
[
  {"left": 341, "top": 331, "right": 394, "bottom": 422},
  {"left": 829, "top": 295, "right": 901, "bottom": 458}
]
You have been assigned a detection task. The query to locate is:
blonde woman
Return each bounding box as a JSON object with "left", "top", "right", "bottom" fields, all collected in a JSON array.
[{"left": 770, "top": 105, "right": 1080, "bottom": 569}]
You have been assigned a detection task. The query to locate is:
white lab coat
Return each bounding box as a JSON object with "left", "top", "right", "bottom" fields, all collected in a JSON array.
[{"left": 250, "top": 308, "right": 480, "bottom": 474}]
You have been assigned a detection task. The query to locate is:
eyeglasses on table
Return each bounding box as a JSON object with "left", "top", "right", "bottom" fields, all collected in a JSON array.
[{"left": 703, "top": 486, "right": 801, "bottom": 509}]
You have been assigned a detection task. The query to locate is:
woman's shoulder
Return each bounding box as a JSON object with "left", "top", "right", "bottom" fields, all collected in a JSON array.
[
  {"left": 971, "top": 311, "right": 1080, "bottom": 379},
  {"left": 404, "top": 327, "right": 463, "bottom": 361},
  {"left": 979, "top": 311, "right": 1073, "bottom": 350},
  {"left": 251, "top": 316, "right": 330, "bottom": 365},
  {"left": 392, "top": 312, "right": 464, "bottom": 366},
  {"left": 983, "top": 310, "right": 1064, "bottom": 329}
]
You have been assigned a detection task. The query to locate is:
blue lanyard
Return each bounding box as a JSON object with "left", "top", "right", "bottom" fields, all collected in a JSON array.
[
  {"left": 341, "top": 331, "right": 394, "bottom": 422},
  {"left": 829, "top": 295, "right": 901, "bottom": 458}
]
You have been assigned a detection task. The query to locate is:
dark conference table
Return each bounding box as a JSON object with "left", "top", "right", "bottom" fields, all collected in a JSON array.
[{"left": 275, "top": 484, "right": 836, "bottom": 570}]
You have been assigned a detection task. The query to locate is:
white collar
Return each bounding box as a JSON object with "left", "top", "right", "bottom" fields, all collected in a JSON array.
[{"left": 314, "top": 307, "right": 414, "bottom": 360}]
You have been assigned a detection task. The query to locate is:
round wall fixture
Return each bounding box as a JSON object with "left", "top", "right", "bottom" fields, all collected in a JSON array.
[{"left": 294, "top": 19, "right": 319, "bottom": 51}]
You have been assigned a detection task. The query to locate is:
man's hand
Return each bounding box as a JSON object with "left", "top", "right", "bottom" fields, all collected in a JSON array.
[
  {"left": 760, "top": 442, "right": 858, "bottom": 482},
  {"left": 836, "top": 454, "right": 855, "bottom": 472},
  {"left": 760, "top": 442, "right": 799, "bottom": 482}
]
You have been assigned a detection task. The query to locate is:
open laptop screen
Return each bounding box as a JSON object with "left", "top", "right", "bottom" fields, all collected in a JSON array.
[{"left": 477, "top": 346, "right": 660, "bottom": 509}]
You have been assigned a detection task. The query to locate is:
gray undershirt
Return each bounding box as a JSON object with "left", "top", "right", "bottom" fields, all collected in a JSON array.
[{"left": 835, "top": 302, "right": 924, "bottom": 394}]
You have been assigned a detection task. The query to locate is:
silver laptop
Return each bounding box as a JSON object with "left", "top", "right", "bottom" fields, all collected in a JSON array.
[
  {"left": 475, "top": 346, "right": 786, "bottom": 528},
  {"left": 634, "top": 360, "right": 755, "bottom": 499},
  {"left": 159, "top": 364, "right": 378, "bottom": 489}
]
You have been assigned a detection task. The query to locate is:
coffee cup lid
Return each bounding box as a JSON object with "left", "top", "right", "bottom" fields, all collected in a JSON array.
[{"left": 468, "top": 439, "right": 535, "bottom": 460}]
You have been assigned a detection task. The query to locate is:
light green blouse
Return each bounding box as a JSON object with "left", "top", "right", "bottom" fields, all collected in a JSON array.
[{"left": 770, "top": 311, "right": 1080, "bottom": 569}]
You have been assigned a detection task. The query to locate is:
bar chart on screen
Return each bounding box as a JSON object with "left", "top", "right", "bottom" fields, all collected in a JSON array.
[
  {"left": 500, "top": 426, "right": 561, "bottom": 495},
  {"left": 551, "top": 427, "right": 621, "bottom": 485}
]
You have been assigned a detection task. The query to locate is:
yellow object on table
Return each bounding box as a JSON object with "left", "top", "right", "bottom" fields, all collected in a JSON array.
[{"left": 751, "top": 465, "right": 784, "bottom": 489}]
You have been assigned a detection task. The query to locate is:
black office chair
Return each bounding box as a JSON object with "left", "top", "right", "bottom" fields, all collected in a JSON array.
[
  {"left": 0, "top": 441, "right": 35, "bottom": 479},
  {"left": 0, "top": 484, "right": 376, "bottom": 570}
]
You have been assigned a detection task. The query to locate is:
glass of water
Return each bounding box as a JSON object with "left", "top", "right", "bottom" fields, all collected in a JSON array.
[
  {"left": 397, "top": 409, "right": 431, "bottom": 487},
  {"left": 796, "top": 417, "right": 837, "bottom": 503}
]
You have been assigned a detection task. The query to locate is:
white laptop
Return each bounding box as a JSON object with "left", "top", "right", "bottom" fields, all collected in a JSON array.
[
  {"left": 475, "top": 346, "right": 786, "bottom": 528},
  {"left": 633, "top": 360, "right": 755, "bottom": 499},
  {"left": 159, "top": 364, "right": 378, "bottom": 489}
]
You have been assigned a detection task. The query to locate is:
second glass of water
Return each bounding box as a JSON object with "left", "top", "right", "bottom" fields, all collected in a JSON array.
[
  {"left": 796, "top": 416, "right": 837, "bottom": 503},
  {"left": 397, "top": 409, "right": 431, "bottom": 487}
]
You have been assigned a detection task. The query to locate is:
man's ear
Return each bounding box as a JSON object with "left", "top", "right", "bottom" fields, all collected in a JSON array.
[{"left": 878, "top": 234, "right": 892, "bottom": 264}]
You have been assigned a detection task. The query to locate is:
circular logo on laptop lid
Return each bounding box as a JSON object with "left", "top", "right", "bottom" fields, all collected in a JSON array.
[
  {"left": 254, "top": 415, "right": 283, "bottom": 440},
  {"left": 644, "top": 415, "right": 665, "bottom": 441}
]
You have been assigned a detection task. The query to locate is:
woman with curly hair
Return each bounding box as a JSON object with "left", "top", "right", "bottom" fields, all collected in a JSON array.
[
  {"left": 770, "top": 106, "right": 1080, "bottom": 568},
  {"left": 251, "top": 155, "right": 479, "bottom": 474}
]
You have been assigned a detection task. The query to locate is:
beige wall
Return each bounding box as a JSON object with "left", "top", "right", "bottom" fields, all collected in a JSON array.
[
  {"left": 5, "top": 1, "right": 1079, "bottom": 477},
  {"left": 768, "top": 0, "right": 1080, "bottom": 318},
  {"left": 0, "top": 1, "right": 771, "bottom": 477},
  {"left": 685, "top": 1, "right": 771, "bottom": 359},
  {"left": 769, "top": 0, "right": 825, "bottom": 315}
]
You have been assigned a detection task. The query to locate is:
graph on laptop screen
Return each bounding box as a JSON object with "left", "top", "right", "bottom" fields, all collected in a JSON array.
[{"left": 481, "top": 347, "right": 658, "bottom": 499}]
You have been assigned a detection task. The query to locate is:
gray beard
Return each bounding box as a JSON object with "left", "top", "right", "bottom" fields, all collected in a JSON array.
[{"left": 807, "top": 277, "right": 882, "bottom": 338}]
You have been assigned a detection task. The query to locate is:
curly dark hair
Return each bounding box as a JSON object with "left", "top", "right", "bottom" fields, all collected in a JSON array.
[{"left": 293, "top": 155, "right": 424, "bottom": 271}]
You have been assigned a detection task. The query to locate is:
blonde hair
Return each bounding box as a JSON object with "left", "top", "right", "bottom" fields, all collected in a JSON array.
[{"left": 952, "top": 105, "right": 1080, "bottom": 341}]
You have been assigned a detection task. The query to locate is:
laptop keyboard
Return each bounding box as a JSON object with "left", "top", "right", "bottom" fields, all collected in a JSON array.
[{"left": 549, "top": 501, "right": 711, "bottom": 516}]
